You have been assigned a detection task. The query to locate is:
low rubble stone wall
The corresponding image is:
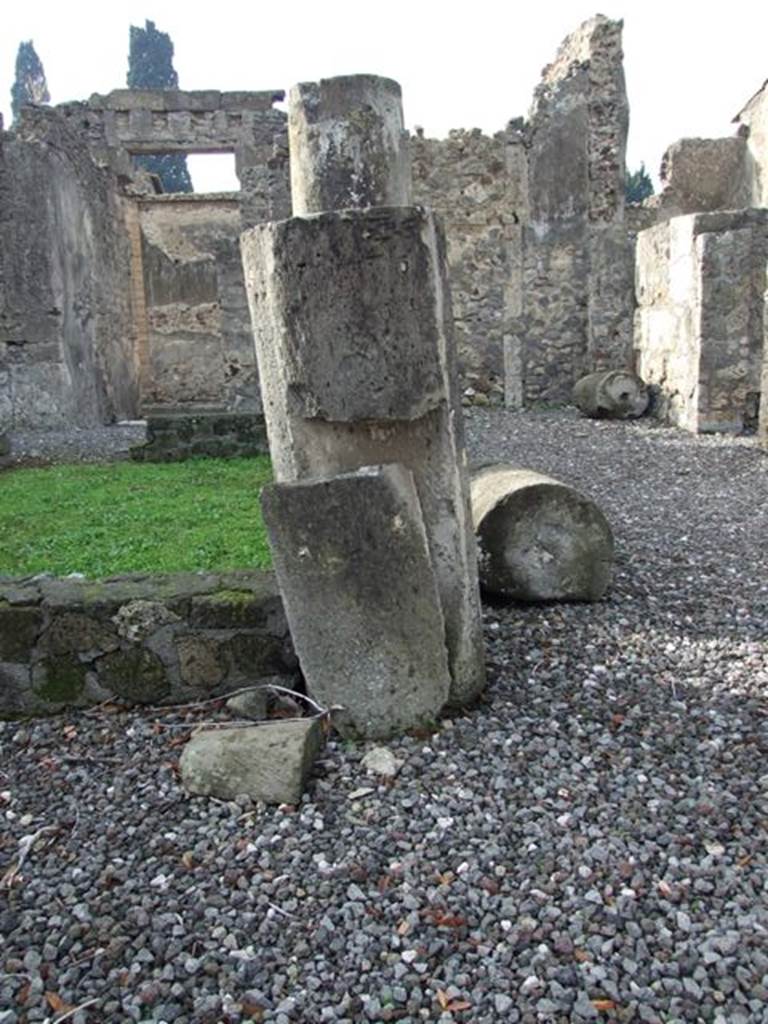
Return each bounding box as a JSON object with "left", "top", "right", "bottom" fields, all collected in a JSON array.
[
  {"left": 0, "top": 570, "right": 294, "bottom": 717},
  {"left": 129, "top": 411, "right": 269, "bottom": 462}
]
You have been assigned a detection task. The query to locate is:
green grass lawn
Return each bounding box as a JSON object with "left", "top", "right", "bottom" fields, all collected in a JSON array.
[{"left": 0, "top": 457, "right": 273, "bottom": 578}]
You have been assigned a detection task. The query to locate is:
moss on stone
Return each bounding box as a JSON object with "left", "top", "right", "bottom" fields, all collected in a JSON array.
[
  {"left": 189, "top": 589, "right": 275, "bottom": 629},
  {"left": 0, "top": 600, "right": 43, "bottom": 660},
  {"left": 35, "top": 656, "right": 87, "bottom": 704},
  {"left": 97, "top": 647, "right": 169, "bottom": 704}
]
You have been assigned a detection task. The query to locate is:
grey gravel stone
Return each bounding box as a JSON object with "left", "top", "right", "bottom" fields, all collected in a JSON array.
[{"left": 1, "top": 407, "right": 766, "bottom": 1023}]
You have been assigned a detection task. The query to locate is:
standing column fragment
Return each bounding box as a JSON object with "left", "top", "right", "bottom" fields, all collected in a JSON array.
[
  {"left": 242, "top": 205, "right": 485, "bottom": 706},
  {"left": 242, "top": 74, "right": 485, "bottom": 721}
]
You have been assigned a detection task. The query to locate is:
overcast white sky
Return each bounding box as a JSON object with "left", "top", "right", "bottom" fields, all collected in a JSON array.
[{"left": 2, "top": 0, "right": 766, "bottom": 193}]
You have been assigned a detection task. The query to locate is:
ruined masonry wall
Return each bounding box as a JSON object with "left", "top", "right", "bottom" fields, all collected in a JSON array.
[
  {"left": 0, "top": 110, "right": 138, "bottom": 430},
  {"left": 411, "top": 129, "right": 520, "bottom": 387},
  {"left": 412, "top": 16, "right": 633, "bottom": 406},
  {"left": 139, "top": 195, "right": 261, "bottom": 412}
]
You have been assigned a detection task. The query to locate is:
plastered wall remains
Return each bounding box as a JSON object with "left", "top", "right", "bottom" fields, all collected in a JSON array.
[
  {"left": 139, "top": 194, "right": 260, "bottom": 411},
  {"left": 0, "top": 108, "right": 138, "bottom": 430}
]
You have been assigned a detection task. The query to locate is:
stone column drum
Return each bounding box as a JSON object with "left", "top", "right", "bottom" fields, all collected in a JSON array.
[{"left": 242, "top": 75, "right": 485, "bottom": 719}]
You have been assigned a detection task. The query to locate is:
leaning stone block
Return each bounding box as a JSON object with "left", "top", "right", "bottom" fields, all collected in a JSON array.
[
  {"left": 572, "top": 370, "right": 649, "bottom": 419},
  {"left": 261, "top": 465, "right": 451, "bottom": 739},
  {"left": 288, "top": 75, "right": 411, "bottom": 215},
  {"left": 179, "top": 719, "right": 322, "bottom": 804},
  {"left": 471, "top": 465, "right": 614, "bottom": 602}
]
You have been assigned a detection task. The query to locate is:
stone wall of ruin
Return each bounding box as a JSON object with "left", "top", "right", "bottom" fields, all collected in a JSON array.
[
  {"left": 138, "top": 195, "right": 260, "bottom": 412},
  {"left": 411, "top": 128, "right": 520, "bottom": 387},
  {"left": 635, "top": 210, "right": 767, "bottom": 433},
  {"left": 411, "top": 15, "right": 633, "bottom": 407},
  {"left": 0, "top": 109, "right": 138, "bottom": 430}
]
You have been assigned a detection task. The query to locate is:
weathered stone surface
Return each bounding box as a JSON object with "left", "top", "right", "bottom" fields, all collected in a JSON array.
[
  {"left": 361, "top": 746, "right": 402, "bottom": 778},
  {"left": 0, "top": 662, "right": 34, "bottom": 715},
  {"left": 82, "top": 89, "right": 287, "bottom": 154},
  {"left": 33, "top": 656, "right": 88, "bottom": 705},
  {"left": 654, "top": 137, "right": 751, "bottom": 217},
  {"left": 244, "top": 208, "right": 444, "bottom": 422},
  {"left": 188, "top": 585, "right": 283, "bottom": 630},
  {"left": 112, "top": 600, "right": 181, "bottom": 641},
  {"left": 41, "top": 611, "right": 119, "bottom": 656},
  {"left": 471, "top": 466, "right": 614, "bottom": 602},
  {"left": 0, "top": 107, "right": 138, "bottom": 429},
  {"left": 0, "top": 601, "right": 43, "bottom": 660},
  {"left": 179, "top": 719, "right": 322, "bottom": 804},
  {"left": 289, "top": 75, "right": 411, "bottom": 215},
  {"left": 572, "top": 370, "right": 649, "bottom": 419},
  {"left": 176, "top": 635, "right": 224, "bottom": 689},
  {"left": 413, "top": 17, "right": 631, "bottom": 405},
  {"left": 261, "top": 465, "right": 451, "bottom": 739},
  {"left": 635, "top": 210, "right": 767, "bottom": 433},
  {"left": 411, "top": 127, "right": 518, "bottom": 381},
  {"left": 96, "top": 647, "right": 169, "bottom": 704},
  {"left": 225, "top": 686, "right": 270, "bottom": 720},
  {"left": 222, "top": 632, "right": 293, "bottom": 680},
  {"left": 243, "top": 205, "right": 485, "bottom": 708},
  {"left": 735, "top": 79, "right": 768, "bottom": 208}
]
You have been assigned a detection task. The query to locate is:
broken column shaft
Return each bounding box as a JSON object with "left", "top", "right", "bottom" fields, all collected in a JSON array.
[
  {"left": 242, "top": 75, "right": 485, "bottom": 725},
  {"left": 288, "top": 75, "right": 412, "bottom": 215}
]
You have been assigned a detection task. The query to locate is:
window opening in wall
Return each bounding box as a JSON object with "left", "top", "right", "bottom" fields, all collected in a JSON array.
[{"left": 131, "top": 152, "right": 239, "bottom": 194}]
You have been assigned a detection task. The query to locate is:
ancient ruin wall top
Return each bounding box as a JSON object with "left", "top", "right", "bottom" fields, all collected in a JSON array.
[{"left": 65, "top": 88, "right": 288, "bottom": 154}]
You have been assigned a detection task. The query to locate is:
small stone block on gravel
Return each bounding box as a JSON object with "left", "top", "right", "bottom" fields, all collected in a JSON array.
[
  {"left": 361, "top": 745, "right": 401, "bottom": 777},
  {"left": 179, "top": 719, "right": 322, "bottom": 804}
]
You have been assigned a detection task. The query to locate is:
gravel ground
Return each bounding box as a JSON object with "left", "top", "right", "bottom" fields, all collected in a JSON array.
[{"left": 1, "top": 407, "right": 767, "bottom": 1024}]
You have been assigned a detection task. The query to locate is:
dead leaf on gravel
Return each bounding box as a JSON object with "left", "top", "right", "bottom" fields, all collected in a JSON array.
[
  {"left": 45, "top": 991, "right": 73, "bottom": 1013},
  {"left": 436, "top": 990, "right": 471, "bottom": 1012},
  {"left": 592, "top": 998, "right": 617, "bottom": 1012}
]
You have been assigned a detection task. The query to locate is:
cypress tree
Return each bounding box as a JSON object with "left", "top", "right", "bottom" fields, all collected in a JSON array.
[
  {"left": 127, "top": 20, "right": 192, "bottom": 193},
  {"left": 625, "top": 163, "right": 654, "bottom": 205},
  {"left": 11, "top": 41, "right": 50, "bottom": 122}
]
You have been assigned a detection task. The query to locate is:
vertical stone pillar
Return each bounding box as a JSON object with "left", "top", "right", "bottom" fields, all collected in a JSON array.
[
  {"left": 242, "top": 75, "right": 485, "bottom": 714},
  {"left": 288, "top": 75, "right": 412, "bottom": 215}
]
